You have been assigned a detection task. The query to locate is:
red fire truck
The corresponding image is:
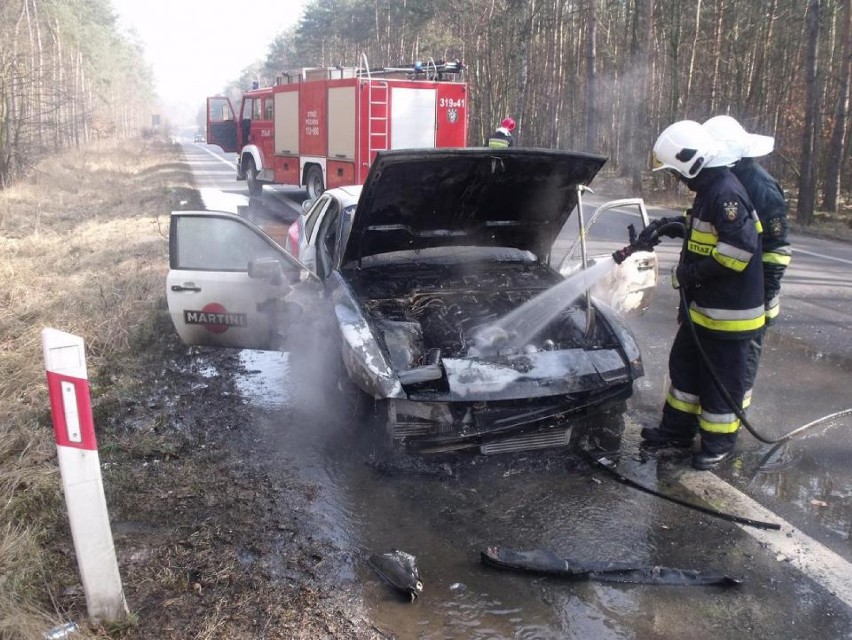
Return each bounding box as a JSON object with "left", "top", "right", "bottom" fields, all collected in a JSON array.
[{"left": 205, "top": 59, "right": 469, "bottom": 199}]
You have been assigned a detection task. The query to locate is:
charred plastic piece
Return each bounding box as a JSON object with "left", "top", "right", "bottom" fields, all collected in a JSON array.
[
  {"left": 481, "top": 547, "right": 741, "bottom": 586},
  {"left": 369, "top": 549, "right": 424, "bottom": 601}
]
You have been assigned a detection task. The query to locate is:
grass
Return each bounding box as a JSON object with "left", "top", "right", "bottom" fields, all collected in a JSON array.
[
  {"left": 0, "top": 137, "right": 201, "bottom": 640},
  {"left": 0, "top": 139, "right": 369, "bottom": 640}
]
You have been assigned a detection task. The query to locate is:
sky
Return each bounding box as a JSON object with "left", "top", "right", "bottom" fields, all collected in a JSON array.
[{"left": 111, "top": 0, "right": 308, "bottom": 125}]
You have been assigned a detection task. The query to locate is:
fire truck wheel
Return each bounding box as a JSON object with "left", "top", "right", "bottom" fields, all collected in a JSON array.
[
  {"left": 245, "top": 158, "right": 263, "bottom": 196},
  {"left": 305, "top": 165, "right": 325, "bottom": 200}
]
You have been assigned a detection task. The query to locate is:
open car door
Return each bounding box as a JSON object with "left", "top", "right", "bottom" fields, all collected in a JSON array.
[
  {"left": 557, "top": 198, "right": 659, "bottom": 315},
  {"left": 166, "top": 211, "right": 316, "bottom": 351},
  {"left": 206, "top": 97, "right": 239, "bottom": 153}
]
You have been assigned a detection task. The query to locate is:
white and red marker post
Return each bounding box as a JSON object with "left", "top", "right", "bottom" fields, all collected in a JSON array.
[{"left": 42, "top": 328, "right": 128, "bottom": 622}]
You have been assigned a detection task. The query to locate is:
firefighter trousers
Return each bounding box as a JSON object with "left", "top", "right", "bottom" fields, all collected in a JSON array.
[
  {"left": 660, "top": 323, "right": 751, "bottom": 454},
  {"left": 742, "top": 325, "right": 767, "bottom": 406}
]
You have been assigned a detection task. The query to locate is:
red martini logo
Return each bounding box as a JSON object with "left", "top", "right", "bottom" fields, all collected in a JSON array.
[{"left": 184, "top": 303, "right": 247, "bottom": 334}]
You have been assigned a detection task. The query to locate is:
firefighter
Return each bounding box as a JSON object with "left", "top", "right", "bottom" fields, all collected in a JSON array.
[
  {"left": 638, "top": 120, "right": 765, "bottom": 470},
  {"left": 487, "top": 117, "right": 515, "bottom": 148},
  {"left": 703, "top": 115, "right": 792, "bottom": 405}
]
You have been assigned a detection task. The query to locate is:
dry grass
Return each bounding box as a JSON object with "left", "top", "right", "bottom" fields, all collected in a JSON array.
[
  {"left": 0, "top": 137, "right": 200, "bottom": 640},
  {"left": 1, "top": 138, "right": 381, "bottom": 640}
]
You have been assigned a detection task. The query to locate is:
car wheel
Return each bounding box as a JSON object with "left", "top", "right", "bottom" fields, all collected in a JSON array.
[
  {"left": 245, "top": 158, "right": 263, "bottom": 196},
  {"left": 305, "top": 165, "right": 324, "bottom": 200}
]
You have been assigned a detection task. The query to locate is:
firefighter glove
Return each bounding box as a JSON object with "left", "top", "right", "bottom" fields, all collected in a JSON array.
[
  {"left": 636, "top": 219, "right": 665, "bottom": 248},
  {"left": 637, "top": 216, "right": 686, "bottom": 248}
]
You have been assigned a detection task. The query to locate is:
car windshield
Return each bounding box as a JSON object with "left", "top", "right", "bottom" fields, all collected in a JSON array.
[{"left": 304, "top": 196, "right": 331, "bottom": 241}]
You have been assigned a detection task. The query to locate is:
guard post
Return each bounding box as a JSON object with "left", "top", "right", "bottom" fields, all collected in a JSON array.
[{"left": 42, "top": 328, "right": 128, "bottom": 622}]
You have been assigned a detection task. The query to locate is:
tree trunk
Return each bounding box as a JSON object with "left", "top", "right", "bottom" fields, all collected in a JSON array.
[
  {"left": 585, "top": 0, "right": 598, "bottom": 151},
  {"left": 709, "top": 0, "right": 725, "bottom": 112},
  {"left": 821, "top": 0, "right": 851, "bottom": 211},
  {"left": 629, "top": 0, "right": 653, "bottom": 193},
  {"left": 797, "top": 0, "right": 821, "bottom": 225},
  {"left": 684, "top": 0, "right": 702, "bottom": 115},
  {"left": 31, "top": 0, "right": 45, "bottom": 152},
  {"left": 746, "top": 0, "right": 777, "bottom": 115},
  {"left": 514, "top": 0, "right": 534, "bottom": 145}
]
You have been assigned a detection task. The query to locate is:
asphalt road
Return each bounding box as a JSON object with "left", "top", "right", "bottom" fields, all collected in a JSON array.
[{"left": 180, "top": 139, "right": 852, "bottom": 638}]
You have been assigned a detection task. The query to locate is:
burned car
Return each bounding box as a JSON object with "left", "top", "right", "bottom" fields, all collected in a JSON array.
[{"left": 166, "top": 148, "right": 656, "bottom": 455}]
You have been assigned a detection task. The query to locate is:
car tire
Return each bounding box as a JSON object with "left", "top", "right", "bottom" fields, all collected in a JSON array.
[
  {"left": 305, "top": 165, "right": 324, "bottom": 200},
  {"left": 245, "top": 158, "right": 263, "bottom": 196}
]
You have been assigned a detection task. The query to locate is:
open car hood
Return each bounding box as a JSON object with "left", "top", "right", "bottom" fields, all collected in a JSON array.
[{"left": 342, "top": 148, "right": 607, "bottom": 266}]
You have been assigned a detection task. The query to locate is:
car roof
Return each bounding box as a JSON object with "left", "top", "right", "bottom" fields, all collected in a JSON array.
[{"left": 325, "top": 185, "right": 361, "bottom": 207}]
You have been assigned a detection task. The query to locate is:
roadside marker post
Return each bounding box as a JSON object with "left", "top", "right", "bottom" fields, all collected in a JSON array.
[{"left": 42, "top": 328, "right": 128, "bottom": 623}]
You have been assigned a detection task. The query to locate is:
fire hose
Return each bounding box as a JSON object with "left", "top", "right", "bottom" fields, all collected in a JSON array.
[
  {"left": 614, "top": 221, "right": 852, "bottom": 446},
  {"left": 594, "top": 223, "right": 852, "bottom": 529}
]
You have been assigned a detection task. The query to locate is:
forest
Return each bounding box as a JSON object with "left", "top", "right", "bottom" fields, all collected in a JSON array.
[
  {"left": 0, "top": 0, "right": 155, "bottom": 188},
  {"left": 230, "top": 0, "right": 851, "bottom": 223},
  {"left": 0, "top": 0, "right": 848, "bottom": 223}
]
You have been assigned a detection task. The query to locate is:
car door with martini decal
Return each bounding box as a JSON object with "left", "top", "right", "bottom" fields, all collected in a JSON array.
[{"left": 166, "top": 211, "right": 316, "bottom": 351}]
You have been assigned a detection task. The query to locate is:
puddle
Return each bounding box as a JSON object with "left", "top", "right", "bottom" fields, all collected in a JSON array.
[
  {"left": 230, "top": 328, "right": 852, "bottom": 638},
  {"left": 627, "top": 285, "right": 852, "bottom": 559},
  {"left": 235, "top": 350, "right": 293, "bottom": 408}
]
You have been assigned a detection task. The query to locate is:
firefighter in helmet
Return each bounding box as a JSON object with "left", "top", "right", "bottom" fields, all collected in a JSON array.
[
  {"left": 637, "top": 120, "right": 764, "bottom": 470},
  {"left": 703, "top": 115, "right": 792, "bottom": 406},
  {"left": 487, "top": 117, "right": 516, "bottom": 148}
]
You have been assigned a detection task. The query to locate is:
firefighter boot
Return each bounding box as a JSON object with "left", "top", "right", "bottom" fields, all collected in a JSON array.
[
  {"left": 692, "top": 450, "right": 734, "bottom": 470},
  {"left": 639, "top": 426, "right": 694, "bottom": 449},
  {"left": 693, "top": 431, "right": 737, "bottom": 469}
]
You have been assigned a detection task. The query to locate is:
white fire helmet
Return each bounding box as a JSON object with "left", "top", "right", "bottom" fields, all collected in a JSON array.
[
  {"left": 652, "top": 120, "right": 723, "bottom": 179},
  {"left": 703, "top": 115, "right": 775, "bottom": 165}
]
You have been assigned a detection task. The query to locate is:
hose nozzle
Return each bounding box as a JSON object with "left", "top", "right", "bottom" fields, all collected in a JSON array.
[
  {"left": 612, "top": 244, "right": 635, "bottom": 265},
  {"left": 612, "top": 223, "right": 643, "bottom": 264}
]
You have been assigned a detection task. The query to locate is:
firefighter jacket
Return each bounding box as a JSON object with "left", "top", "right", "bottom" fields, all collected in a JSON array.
[
  {"left": 680, "top": 166, "right": 765, "bottom": 339},
  {"left": 732, "top": 157, "right": 791, "bottom": 324},
  {"left": 487, "top": 128, "right": 514, "bottom": 148}
]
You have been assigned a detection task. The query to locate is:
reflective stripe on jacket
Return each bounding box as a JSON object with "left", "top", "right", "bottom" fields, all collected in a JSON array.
[
  {"left": 682, "top": 167, "right": 765, "bottom": 338},
  {"left": 733, "top": 157, "right": 791, "bottom": 324},
  {"left": 487, "top": 128, "right": 514, "bottom": 148}
]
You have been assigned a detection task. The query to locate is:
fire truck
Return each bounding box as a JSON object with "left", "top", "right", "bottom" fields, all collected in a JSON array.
[{"left": 205, "top": 59, "right": 469, "bottom": 199}]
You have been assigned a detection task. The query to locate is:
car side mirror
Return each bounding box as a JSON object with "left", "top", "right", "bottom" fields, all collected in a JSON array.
[
  {"left": 301, "top": 199, "right": 314, "bottom": 213},
  {"left": 248, "top": 257, "right": 287, "bottom": 286}
]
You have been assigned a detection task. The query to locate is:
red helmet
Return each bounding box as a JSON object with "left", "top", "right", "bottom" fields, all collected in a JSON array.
[{"left": 501, "top": 117, "right": 516, "bottom": 131}]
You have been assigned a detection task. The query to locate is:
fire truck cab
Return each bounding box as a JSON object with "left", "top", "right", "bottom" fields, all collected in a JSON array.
[{"left": 206, "top": 59, "right": 468, "bottom": 199}]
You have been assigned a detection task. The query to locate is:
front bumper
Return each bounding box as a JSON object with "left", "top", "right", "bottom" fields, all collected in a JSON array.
[{"left": 385, "top": 382, "right": 633, "bottom": 454}]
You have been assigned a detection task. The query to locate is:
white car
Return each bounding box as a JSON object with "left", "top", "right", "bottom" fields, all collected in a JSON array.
[
  {"left": 285, "top": 186, "right": 361, "bottom": 273},
  {"left": 166, "top": 148, "right": 658, "bottom": 455}
]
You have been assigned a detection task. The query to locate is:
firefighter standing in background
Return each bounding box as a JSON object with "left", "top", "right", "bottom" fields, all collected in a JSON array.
[
  {"left": 703, "top": 115, "right": 792, "bottom": 404},
  {"left": 487, "top": 117, "right": 516, "bottom": 148},
  {"left": 638, "top": 120, "right": 765, "bottom": 470}
]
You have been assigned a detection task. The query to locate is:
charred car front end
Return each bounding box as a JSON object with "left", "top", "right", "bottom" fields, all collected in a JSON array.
[{"left": 328, "top": 149, "right": 643, "bottom": 454}]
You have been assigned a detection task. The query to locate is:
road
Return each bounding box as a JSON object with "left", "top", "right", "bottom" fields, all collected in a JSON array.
[
  {"left": 187, "top": 139, "right": 305, "bottom": 244},
  {"left": 181, "top": 140, "right": 852, "bottom": 639}
]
